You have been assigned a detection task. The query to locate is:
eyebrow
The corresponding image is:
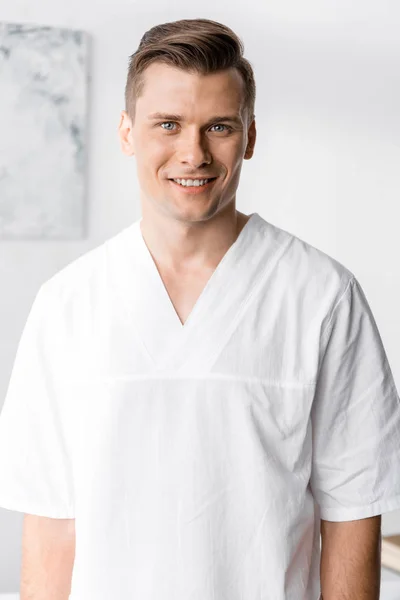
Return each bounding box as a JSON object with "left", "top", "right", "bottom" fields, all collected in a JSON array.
[{"left": 147, "top": 112, "right": 243, "bottom": 127}]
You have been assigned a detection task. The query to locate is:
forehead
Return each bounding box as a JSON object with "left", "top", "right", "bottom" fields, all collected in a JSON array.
[{"left": 136, "top": 62, "right": 245, "bottom": 115}]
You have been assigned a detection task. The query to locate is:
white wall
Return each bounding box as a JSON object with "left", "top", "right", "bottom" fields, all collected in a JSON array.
[{"left": 1, "top": 0, "right": 400, "bottom": 592}]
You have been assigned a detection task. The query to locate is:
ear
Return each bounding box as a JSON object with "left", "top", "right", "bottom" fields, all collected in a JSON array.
[
  {"left": 244, "top": 118, "right": 256, "bottom": 160},
  {"left": 118, "top": 110, "right": 135, "bottom": 156}
]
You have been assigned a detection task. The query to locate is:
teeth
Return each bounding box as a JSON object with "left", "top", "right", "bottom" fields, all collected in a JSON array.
[{"left": 173, "top": 178, "right": 211, "bottom": 187}]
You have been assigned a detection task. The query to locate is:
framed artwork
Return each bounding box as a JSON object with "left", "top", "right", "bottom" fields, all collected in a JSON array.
[{"left": 0, "top": 22, "right": 90, "bottom": 239}]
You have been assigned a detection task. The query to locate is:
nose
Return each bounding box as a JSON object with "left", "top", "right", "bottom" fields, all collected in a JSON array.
[{"left": 176, "top": 130, "right": 212, "bottom": 168}]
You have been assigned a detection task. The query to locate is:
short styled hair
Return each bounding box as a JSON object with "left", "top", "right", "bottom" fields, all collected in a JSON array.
[{"left": 124, "top": 18, "right": 256, "bottom": 127}]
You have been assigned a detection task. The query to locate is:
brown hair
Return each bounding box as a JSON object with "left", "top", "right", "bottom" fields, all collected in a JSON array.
[{"left": 124, "top": 18, "right": 256, "bottom": 127}]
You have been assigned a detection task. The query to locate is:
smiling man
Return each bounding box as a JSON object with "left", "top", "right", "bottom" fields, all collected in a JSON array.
[
  {"left": 0, "top": 17, "right": 400, "bottom": 600},
  {"left": 121, "top": 61, "right": 252, "bottom": 224},
  {"left": 117, "top": 59, "right": 256, "bottom": 326}
]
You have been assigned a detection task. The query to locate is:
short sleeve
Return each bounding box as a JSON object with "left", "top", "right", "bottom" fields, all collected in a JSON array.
[
  {"left": 0, "top": 284, "right": 75, "bottom": 518},
  {"left": 310, "top": 276, "right": 400, "bottom": 522}
]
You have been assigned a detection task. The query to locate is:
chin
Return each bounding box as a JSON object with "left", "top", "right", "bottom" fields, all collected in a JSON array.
[{"left": 163, "top": 202, "right": 213, "bottom": 222}]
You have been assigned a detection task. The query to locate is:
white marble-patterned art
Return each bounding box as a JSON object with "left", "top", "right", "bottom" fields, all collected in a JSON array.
[{"left": 0, "top": 22, "right": 89, "bottom": 239}]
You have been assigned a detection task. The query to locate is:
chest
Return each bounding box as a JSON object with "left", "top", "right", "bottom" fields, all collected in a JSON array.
[
  {"left": 157, "top": 267, "right": 214, "bottom": 327},
  {"left": 63, "top": 215, "right": 330, "bottom": 380}
]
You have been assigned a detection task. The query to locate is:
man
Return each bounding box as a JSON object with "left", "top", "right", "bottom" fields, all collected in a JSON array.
[{"left": 0, "top": 17, "right": 399, "bottom": 600}]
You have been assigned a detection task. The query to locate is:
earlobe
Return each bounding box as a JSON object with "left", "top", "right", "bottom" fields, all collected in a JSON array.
[
  {"left": 120, "top": 138, "right": 135, "bottom": 157},
  {"left": 244, "top": 121, "right": 256, "bottom": 159},
  {"left": 118, "top": 111, "right": 135, "bottom": 156},
  {"left": 244, "top": 145, "right": 254, "bottom": 159}
]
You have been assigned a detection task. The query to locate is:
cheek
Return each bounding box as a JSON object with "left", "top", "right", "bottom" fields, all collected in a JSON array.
[
  {"left": 143, "top": 139, "right": 171, "bottom": 165},
  {"left": 218, "top": 140, "right": 243, "bottom": 163},
  {"left": 136, "top": 141, "right": 169, "bottom": 173}
]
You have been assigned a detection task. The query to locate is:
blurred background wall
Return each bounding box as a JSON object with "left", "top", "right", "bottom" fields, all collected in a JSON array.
[{"left": 1, "top": 0, "right": 399, "bottom": 592}]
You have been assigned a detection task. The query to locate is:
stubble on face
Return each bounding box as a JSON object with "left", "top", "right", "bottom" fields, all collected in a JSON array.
[{"left": 128, "top": 62, "right": 253, "bottom": 224}]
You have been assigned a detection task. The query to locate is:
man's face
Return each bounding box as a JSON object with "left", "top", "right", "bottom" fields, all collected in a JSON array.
[{"left": 119, "top": 62, "right": 256, "bottom": 222}]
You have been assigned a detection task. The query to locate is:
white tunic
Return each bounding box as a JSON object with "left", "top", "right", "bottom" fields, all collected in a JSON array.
[{"left": 0, "top": 212, "right": 400, "bottom": 600}]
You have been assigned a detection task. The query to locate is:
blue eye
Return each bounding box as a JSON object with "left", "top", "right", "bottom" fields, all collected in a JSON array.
[
  {"left": 159, "top": 122, "right": 231, "bottom": 133},
  {"left": 160, "top": 122, "right": 176, "bottom": 130},
  {"left": 210, "top": 124, "right": 227, "bottom": 132}
]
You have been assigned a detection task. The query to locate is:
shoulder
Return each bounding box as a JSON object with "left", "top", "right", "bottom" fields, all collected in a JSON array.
[
  {"left": 260, "top": 216, "right": 354, "bottom": 284},
  {"left": 256, "top": 215, "right": 357, "bottom": 326},
  {"left": 38, "top": 221, "right": 136, "bottom": 311}
]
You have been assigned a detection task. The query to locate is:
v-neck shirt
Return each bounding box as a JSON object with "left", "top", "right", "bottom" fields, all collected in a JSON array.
[
  {"left": 107, "top": 212, "right": 285, "bottom": 372},
  {"left": 0, "top": 212, "right": 399, "bottom": 600}
]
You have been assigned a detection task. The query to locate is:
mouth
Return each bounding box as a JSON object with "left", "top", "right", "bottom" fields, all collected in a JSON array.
[{"left": 168, "top": 177, "right": 218, "bottom": 194}]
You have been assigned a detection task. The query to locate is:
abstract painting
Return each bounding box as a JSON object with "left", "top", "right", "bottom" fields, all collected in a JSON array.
[{"left": 0, "top": 22, "right": 89, "bottom": 239}]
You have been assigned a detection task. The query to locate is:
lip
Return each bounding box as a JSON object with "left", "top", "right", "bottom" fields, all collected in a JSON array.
[{"left": 168, "top": 177, "right": 217, "bottom": 194}]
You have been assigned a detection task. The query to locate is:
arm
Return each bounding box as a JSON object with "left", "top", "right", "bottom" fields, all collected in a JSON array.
[
  {"left": 20, "top": 514, "right": 75, "bottom": 600},
  {"left": 320, "top": 515, "right": 382, "bottom": 600}
]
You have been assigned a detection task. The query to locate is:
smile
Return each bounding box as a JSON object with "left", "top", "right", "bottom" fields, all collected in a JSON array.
[{"left": 168, "top": 178, "right": 217, "bottom": 194}]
